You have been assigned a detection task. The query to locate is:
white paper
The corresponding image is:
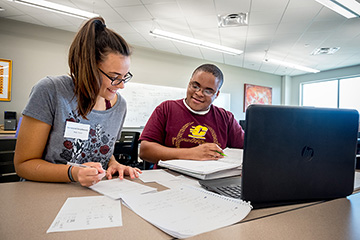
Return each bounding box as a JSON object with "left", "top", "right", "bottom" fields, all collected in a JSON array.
[
  {"left": 221, "top": 148, "right": 244, "bottom": 164},
  {"left": 155, "top": 175, "right": 201, "bottom": 189},
  {"left": 158, "top": 148, "right": 243, "bottom": 175},
  {"left": 47, "top": 196, "right": 122, "bottom": 233},
  {"left": 138, "top": 169, "right": 178, "bottom": 183},
  {"left": 90, "top": 178, "right": 157, "bottom": 200},
  {"left": 122, "top": 185, "right": 252, "bottom": 239}
]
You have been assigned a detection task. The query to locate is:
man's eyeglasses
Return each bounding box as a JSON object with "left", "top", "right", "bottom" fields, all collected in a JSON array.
[
  {"left": 189, "top": 82, "right": 216, "bottom": 97},
  {"left": 99, "top": 68, "right": 133, "bottom": 86}
]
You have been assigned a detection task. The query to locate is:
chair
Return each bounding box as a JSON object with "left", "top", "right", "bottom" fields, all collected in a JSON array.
[
  {"left": 113, "top": 131, "right": 144, "bottom": 169},
  {"left": 0, "top": 138, "right": 20, "bottom": 183},
  {"left": 239, "top": 120, "right": 246, "bottom": 132}
]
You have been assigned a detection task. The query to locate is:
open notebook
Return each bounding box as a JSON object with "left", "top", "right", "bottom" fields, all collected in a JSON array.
[{"left": 158, "top": 148, "right": 243, "bottom": 179}]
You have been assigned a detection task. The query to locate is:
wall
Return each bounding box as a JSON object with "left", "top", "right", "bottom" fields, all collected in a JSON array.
[
  {"left": 0, "top": 18, "right": 282, "bottom": 125},
  {"left": 0, "top": 18, "right": 72, "bottom": 124},
  {"left": 290, "top": 64, "right": 360, "bottom": 106}
]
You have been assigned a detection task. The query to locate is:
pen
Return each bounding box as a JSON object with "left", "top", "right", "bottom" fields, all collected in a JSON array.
[
  {"left": 67, "top": 162, "right": 108, "bottom": 174},
  {"left": 215, "top": 150, "right": 227, "bottom": 157},
  {"left": 67, "top": 162, "right": 107, "bottom": 174},
  {"left": 67, "top": 162, "right": 92, "bottom": 168}
]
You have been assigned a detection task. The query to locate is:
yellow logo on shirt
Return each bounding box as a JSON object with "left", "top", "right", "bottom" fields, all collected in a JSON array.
[{"left": 188, "top": 125, "right": 208, "bottom": 139}]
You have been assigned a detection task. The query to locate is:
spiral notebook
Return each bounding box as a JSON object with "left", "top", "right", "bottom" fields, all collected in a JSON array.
[{"left": 200, "top": 105, "right": 359, "bottom": 208}]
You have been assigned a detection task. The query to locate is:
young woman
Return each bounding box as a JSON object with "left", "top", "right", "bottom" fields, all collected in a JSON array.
[{"left": 14, "top": 17, "right": 141, "bottom": 187}]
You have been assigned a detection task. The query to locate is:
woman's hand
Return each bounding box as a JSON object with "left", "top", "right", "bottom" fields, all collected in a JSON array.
[
  {"left": 72, "top": 162, "right": 105, "bottom": 187},
  {"left": 106, "top": 162, "right": 142, "bottom": 180}
]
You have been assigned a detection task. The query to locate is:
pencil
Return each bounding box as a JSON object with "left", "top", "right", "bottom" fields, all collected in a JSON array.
[{"left": 215, "top": 150, "right": 227, "bottom": 157}]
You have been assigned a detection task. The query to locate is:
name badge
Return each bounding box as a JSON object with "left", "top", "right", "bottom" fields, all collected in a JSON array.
[{"left": 64, "top": 121, "right": 90, "bottom": 140}]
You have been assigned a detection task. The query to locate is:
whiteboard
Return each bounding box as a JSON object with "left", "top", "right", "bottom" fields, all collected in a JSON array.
[{"left": 120, "top": 82, "right": 231, "bottom": 128}]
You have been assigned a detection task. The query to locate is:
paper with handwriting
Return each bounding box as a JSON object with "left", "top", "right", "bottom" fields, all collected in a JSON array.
[
  {"left": 47, "top": 196, "right": 121, "bottom": 233},
  {"left": 122, "top": 185, "right": 252, "bottom": 239}
]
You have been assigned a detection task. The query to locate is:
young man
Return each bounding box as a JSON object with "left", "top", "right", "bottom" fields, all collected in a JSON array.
[{"left": 139, "top": 64, "right": 244, "bottom": 164}]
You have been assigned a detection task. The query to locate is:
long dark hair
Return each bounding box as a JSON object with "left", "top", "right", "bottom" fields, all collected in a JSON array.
[{"left": 68, "top": 17, "right": 131, "bottom": 119}]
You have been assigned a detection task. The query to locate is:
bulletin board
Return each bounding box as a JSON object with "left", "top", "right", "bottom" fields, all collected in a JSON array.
[
  {"left": 120, "top": 82, "right": 230, "bottom": 128},
  {"left": 0, "top": 58, "right": 12, "bottom": 101}
]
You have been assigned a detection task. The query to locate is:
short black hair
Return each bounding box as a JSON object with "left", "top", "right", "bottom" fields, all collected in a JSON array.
[{"left": 192, "top": 64, "right": 224, "bottom": 89}]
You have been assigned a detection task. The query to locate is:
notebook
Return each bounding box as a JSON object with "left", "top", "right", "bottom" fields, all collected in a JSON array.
[{"left": 199, "top": 105, "right": 359, "bottom": 208}]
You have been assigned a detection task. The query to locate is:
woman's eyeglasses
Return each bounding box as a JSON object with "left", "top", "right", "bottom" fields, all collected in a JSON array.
[{"left": 99, "top": 68, "right": 133, "bottom": 86}]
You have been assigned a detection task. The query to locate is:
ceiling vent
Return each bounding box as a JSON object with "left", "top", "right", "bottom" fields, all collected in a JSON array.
[
  {"left": 218, "top": 13, "right": 248, "bottom": 27},
  {"left": 311, "top": 47, "right": 340, "bottom": 55}
]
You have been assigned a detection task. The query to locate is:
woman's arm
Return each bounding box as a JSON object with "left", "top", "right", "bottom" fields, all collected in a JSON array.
[
  {"left": 14, "top": 115, "right": 105, "bottom": 186},
  {"left": 14, "top": 115, "right": 71, "bottom": 182}
]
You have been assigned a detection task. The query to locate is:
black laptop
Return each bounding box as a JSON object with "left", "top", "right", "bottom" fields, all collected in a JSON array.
[{"left": 199, "top": 105, "right": 359, "bottom": 208}]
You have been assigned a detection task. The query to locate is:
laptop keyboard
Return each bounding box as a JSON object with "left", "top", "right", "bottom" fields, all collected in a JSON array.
[{"left": 216, "top": 185, "right": 242, "bottom": 199}]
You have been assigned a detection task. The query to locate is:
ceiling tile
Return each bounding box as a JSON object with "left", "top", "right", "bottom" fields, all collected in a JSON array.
[
  {"left": 114, "top": 5, "right": 153, "bottom": 21},
  {"left": 223, "top": 54, "right": 244, "bottom": 67},
  {"left": 214, "top": 0, "right": 250, "bottom": 14},
  {"left": 185, "top": 15, "right": 218, "bottom": 29},
  {"left": 192, "top": 28, "right": 221, "bottom": 44},
  {"left": 249, "top": 11, "right": 283, "bottom": 26},
  {"left": 156, "top": 18, "right": 189, "bottom": 31},
  {"left": 145, "top": 2, "right": 183, "bottom": 19},
  {"left": 173, "top": 43, "right": 204, "bottom": 59},
  {"left": 111, "top": 21, "right": 138, "bottom": 34},
  {"left": 251, "top": 0, "right": 289, "bottom": 11},
  {"left": 104, "top": 0, "right": 143, "bottom": 8},
  {"left": 177, "top": 0, "right": 216, "bottom": 17}
]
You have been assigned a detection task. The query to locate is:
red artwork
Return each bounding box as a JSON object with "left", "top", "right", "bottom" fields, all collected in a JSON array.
[{"left": 243, "top": 84, "right": 272, "bottom": 112}]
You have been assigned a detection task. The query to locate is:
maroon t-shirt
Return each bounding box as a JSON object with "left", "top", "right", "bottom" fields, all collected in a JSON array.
[{"left": 139, "top": 99, "right": 244, "bottom": 149}]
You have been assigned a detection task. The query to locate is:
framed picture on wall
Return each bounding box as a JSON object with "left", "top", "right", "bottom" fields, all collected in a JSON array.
[
  {"left": 0, "top": 58, "right": 12, "bottom": 101},
  {"left": 243, "top": 83, "right": 272, "bottom": 112}
]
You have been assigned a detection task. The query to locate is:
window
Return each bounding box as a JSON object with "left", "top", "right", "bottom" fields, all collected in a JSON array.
[
  {"left": 301, "top": 76, "right": 360, "bottom": 114},
  {"left": 339, "top": 77, "right": 360, "bottom": 111},
  {"left": 302, "top": 80, "right": 338, "bottom": 108}
]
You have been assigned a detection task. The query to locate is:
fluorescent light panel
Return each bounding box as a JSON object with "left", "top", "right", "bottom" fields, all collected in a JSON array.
[
  {"left": 9, "top": 0, "right": 99, "bottom": 19},
  {"left": 315, "top": 0, "right": 360, "bottom": 18},
  {"left": 149, "top": 29, "right": 243, "bottom": 55},
  {"left": 264, "top": 59, "right": 320, "bottom": 73}
]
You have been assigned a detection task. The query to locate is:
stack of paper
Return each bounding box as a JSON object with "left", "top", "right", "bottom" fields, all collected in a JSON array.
[
  {"left": 122, "top": 185, "right": 252, "bottom": 239},
  {"left": 158, "top": 148, "right": 243, "bottom": 179}
]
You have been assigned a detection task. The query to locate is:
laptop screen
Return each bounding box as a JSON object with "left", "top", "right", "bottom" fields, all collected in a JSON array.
[{"left": 241, "top": 105, "right": 359, "bottom": 204}]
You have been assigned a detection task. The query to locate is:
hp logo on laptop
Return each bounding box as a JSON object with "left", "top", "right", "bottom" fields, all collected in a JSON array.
[{"left": 301, "top": 146, "right": 314, "bottom": 162}]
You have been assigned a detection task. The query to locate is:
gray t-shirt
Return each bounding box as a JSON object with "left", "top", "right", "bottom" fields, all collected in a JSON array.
[{"left": 23, "top": 75, "right": 127, "bottom": 169}]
